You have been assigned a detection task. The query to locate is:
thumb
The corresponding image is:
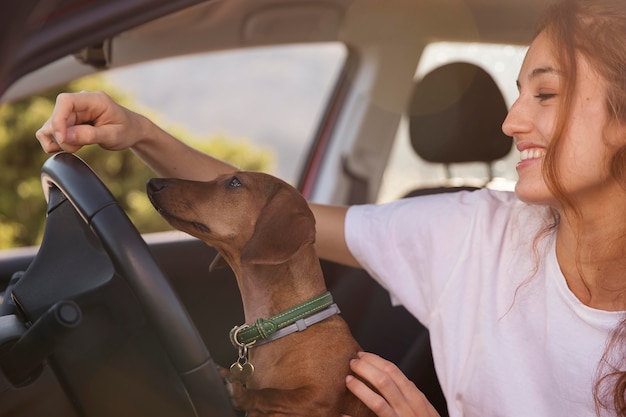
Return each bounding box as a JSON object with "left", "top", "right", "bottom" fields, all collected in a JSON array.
[
  {"left": 54, "top": 126, "right": 84, "bottom": 153},
  {"left": 62, "top": 122, "right": 107, "bottom": 149}
]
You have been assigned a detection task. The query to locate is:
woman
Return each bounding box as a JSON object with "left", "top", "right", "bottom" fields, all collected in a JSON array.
[{"left": 35, "top": 0, "right": 626, "bottom": 415}]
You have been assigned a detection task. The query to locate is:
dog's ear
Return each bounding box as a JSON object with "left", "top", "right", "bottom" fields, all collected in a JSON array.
[{"left": 240, "top": 187, "right": 315, "bottom": 265}]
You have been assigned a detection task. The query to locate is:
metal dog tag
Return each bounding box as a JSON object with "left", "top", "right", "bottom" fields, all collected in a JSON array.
[
  {"left": 230, "top": 344, "right": 255, "bottom": 385},
  {"left": 229, "top": 359, "right": 255, "bottom": 385}
]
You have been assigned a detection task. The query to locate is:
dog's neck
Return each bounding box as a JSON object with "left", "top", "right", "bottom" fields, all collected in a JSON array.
[{"left": 228, "top": 246, "right": 327, "bottom": 324}]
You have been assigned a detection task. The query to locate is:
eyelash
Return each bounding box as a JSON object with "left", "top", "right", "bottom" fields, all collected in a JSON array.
[{"left": 535, "top": 93, "right": 557, "bottom": 102}]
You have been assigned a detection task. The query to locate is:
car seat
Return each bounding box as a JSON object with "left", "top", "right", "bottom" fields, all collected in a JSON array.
[
  {"left": 405, "top": 61, "right": 511, "bottom": 196},
  {"left": 327, "top": 62, "right": 511, "bottom": 417}
]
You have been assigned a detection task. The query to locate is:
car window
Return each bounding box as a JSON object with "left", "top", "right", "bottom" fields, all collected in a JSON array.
[
  {"left": 107, "top": 43, "right": 347, "bottom": 185},
  {"left": 378, "top": 42, "right": 527, "bottom": 203},
  {"left": 0, "top": 43, "right": 347, "bottom": 250}
]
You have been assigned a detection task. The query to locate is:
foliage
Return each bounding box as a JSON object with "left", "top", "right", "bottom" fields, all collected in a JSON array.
[{"left": 0, "top": 75, "right": 273, "bottom": 249}]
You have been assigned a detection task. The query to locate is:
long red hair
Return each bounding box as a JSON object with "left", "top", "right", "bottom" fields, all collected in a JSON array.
[{"left": 535, "top": 0, "right": 626, "bottom": 414}]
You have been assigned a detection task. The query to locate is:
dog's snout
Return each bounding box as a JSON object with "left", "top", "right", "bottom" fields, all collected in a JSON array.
[{"left": 147, "top": 178, "right": 166, "bottom": 194}]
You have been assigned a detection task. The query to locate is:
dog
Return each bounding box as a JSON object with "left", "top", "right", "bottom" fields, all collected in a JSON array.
[{"left": 147, "top": 171, "right": 374, "bottom": 417}]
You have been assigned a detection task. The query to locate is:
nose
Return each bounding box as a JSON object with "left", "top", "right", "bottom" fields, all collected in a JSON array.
[
  {"left": 147, "top": 178, "right": 166, "bottom": 194},
  {"left": 501, "top": 97, "right": 530, "bottom": 138}
]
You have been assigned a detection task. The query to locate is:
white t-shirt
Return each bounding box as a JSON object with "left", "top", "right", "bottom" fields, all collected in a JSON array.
[{"left": 345, "top": 188, "right": 624, "bottom": 417}]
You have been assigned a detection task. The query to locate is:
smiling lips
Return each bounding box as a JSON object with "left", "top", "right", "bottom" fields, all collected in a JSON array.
[{"left": 516, "top": 147, "right": 546, "bottom": 170}]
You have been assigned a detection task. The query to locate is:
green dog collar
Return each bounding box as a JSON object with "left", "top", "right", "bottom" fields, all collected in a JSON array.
[{"left": 230, "top": 291, "right": 337, "bottom": 347}]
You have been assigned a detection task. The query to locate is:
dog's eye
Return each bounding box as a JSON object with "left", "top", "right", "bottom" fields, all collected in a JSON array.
[{"left": 229, "top": 176, "right": 243, "bottom": 188}]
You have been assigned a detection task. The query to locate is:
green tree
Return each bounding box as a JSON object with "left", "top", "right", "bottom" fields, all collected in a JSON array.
[{"left": 0, "top": 75, "right": 273, "bottom": 249}]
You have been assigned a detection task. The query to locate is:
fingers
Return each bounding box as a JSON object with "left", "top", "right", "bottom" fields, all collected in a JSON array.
[
  {"left": 36, "top": 121, "right": 85, "bottom": 153},
  {"left": 346, "top": 373, "right": 399, "bottom": 417},
  {"left": 35, "top": 91, "right": 131, "bottom": 154},
  {"left": 347, "top": 352, "right": 440, "bottom": 417},
  {"left": 36, "top": 91, "right": 94, "bottom": 153},
  {"left": 35, "top": 121, "right": 63, "bottom": 153}
]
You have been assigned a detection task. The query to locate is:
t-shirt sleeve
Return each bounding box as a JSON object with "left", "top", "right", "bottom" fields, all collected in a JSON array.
[{"left": 344, "top": 189, "right": 517, "bottom": 326}]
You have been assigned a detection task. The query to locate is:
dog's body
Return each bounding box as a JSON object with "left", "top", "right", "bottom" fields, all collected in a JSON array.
[{"left": 147, "top": 172, "right": 374, "bottom": 417}]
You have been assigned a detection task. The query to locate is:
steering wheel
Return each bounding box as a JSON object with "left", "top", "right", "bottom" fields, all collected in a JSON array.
[{"left": 39, "top": 152, "right": 235, "bottom": 417}]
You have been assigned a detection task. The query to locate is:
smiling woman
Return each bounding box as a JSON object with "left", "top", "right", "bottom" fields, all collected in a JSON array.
[{"left": 518, "top": 3, "right": 626, "bottom": 412}]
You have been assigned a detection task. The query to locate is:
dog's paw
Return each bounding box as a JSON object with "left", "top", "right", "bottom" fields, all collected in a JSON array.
[
  {"left": 217, "top": 365, "right": 247, "bottom": 410},
  {"left": 217, "top": 366, "right": 231, "bottom": 382},
  {"left": 229, "top": 380, "right": 248, "bottom": 409}
]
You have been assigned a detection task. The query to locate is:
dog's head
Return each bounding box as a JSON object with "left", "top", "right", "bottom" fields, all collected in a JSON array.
[{"left": 147, "top": 172, "right": 316, "bottom": 266}]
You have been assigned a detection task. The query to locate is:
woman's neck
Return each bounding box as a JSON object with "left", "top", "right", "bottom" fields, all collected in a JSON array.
[{"left": 555, "top": 210, "right": 626, "bottom": 311}]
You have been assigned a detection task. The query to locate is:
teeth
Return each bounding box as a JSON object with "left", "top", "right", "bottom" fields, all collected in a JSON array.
[{"left": 520, "top": 148, "right": 546, "bottom": 161}]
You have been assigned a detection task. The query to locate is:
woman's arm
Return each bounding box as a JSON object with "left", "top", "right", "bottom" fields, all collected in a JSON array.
[
  {"left": 310, "top": 203, "right": 359, "bottom": 267},
  {"left": 36, "top": 91, "right": 236, "bottom": 180}
]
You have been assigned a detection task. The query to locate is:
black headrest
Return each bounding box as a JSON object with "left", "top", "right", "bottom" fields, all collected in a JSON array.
[{"left": 408, "top": 62, "right": 512, "bottom": 164}]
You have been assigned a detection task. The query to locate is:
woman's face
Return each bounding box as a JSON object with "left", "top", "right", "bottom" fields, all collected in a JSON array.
[{"left": 502, "top": 30, "right": 618, "bottom": 210}]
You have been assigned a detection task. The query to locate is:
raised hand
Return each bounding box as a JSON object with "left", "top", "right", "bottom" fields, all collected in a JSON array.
[{"left": 36, "top": 91, "right": 149, "bottom": 153}]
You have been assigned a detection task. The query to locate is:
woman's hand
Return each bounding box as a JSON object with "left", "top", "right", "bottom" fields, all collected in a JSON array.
[
  {"left": 36, "top": 91, "right": 150, "bottom": 153},
  {"left": 344, "top": 352, "right": 441, "bottom": 417}
]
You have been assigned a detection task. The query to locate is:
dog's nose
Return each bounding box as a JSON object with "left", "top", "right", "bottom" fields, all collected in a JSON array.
[{"left": 147, "top": 178, "right": 166, "bottom": 194}]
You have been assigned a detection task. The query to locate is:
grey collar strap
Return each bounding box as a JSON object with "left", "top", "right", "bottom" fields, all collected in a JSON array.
[{"left": 231, "top": 303, "right": 341, "bottom": 348}]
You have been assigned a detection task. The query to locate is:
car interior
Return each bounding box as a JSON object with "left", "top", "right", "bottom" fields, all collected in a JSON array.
[{"left": 0, "top": 1, "right": 541, "bottom": 416}]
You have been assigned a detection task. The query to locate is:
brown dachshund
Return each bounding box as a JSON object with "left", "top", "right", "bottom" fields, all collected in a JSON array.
[{"left": 147, "top": 172, "right": 374, "bottom": 417}]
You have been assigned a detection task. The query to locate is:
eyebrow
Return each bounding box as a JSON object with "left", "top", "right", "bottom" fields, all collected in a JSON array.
[{"left": 516, "top": 66, "right": 560, "bottom": 89}]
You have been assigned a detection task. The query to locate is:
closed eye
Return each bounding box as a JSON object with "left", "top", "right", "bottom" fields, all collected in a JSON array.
[
  {"left": 534, "top": 93, "right": 557, "bottom": 102},
  {"left": 229, "top": 176, "right": 243, "bottom": 188}
]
